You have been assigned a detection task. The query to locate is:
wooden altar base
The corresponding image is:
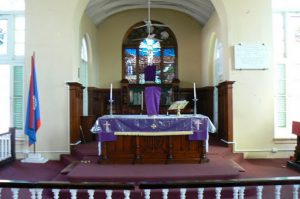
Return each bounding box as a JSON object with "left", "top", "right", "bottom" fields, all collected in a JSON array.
[{"left": 100, "top": 135, "right": 208, "bottom": 164}]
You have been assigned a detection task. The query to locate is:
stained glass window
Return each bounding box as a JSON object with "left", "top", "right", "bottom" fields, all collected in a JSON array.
[
  {"left": 124, "top": 48, "right": 137, "bottom": 84},
  {"left": 123, "top": 20, "right": 177, "bottom": 84},
  {"left": 138, "top": 38, "right": 161, "bottom": 84},
  {"left": 163, "top": 48, "right": 176, "bottom": 83}
]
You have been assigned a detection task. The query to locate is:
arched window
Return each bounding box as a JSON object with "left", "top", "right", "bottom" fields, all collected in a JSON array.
[
  {"left": 80, "top": 36, "right": 89, "bottom": 116},
  {"left": 122, "top": 20, "right": 177, "bottom": 84}
]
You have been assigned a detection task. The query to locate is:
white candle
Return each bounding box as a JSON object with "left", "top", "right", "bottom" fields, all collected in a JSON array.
[
  {"left": 141, "top": 91, "right": 144, "bottom": 110},
  {"left": 110, "top": 83, "right": 113, "bottom": 100},
  {"left": 193, "top": 82, "right": 196, "bottom": 99}
]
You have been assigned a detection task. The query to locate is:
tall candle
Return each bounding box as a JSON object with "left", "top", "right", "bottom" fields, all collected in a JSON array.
[
  {"left": 141, "top": 91, "right": 144, "bottom": 110},
  {"left": 193, "top": 82, "right": 196, "bottom": 99},
  {"left": 110, "top": 83, "right": 113, "bottom": 100}
]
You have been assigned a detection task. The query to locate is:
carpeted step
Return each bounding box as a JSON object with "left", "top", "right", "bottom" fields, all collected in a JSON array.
[
  {"left": 66, "top": 156, "right": 241, "bottom": 183},
  {"left": 80, "top": 155, "right": 99, "bottom": 164},
  {"left": 60, "top": 161, "right": 80, "bottom": 175},
  {"left": 71, "top": 142, "right": 98, "bottom": 158},
  {"left": 60, "top": 154, "right": 80, "bottom": 165}
]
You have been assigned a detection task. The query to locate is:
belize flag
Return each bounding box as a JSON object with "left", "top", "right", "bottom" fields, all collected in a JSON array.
[{"left": 25, "top": 53, "right": 41, "bottom": 145}]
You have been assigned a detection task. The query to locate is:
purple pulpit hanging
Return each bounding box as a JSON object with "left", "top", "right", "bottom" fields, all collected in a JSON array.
[
  {"left": 145, "top": 86, "right": 161, "bottom": 115},
  {"left": 144, "top": 65, "right": 156, "bottom": 82}
]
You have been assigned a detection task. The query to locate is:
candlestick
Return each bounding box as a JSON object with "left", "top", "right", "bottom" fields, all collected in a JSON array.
[
  {"left": 193, "top": 98, "right": 198, "bottom": 116},
  {"left": 110, "top": 83, "right": 113, "bottom": 100},
  {"left": 193, "top": 82, "right": 196, "bottom": 99},
  {"left": 108, "top": 99, "right": 114, "bottom": 115}
]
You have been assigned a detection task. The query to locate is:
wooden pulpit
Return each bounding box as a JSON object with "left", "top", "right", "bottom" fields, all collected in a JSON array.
[{"left": 287, "top": 121, "right": 300, "bottom": 171}]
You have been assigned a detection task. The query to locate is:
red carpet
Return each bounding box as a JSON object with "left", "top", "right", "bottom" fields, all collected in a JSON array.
[
  {"left": 67, "top": 156, "right": 240, "bottom": 183},
  {"left": 0, "top": 138, "right": 299, "bottom": 198}
]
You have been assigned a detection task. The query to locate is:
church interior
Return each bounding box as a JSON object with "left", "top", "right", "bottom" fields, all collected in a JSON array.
[{"left": 1, "top": 0, "right": 300, "bottom": 198}]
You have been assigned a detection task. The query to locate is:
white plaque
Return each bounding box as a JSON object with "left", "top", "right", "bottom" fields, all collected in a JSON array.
[{"left": 234, "top": 44, "right": 269, "bottom": 70}]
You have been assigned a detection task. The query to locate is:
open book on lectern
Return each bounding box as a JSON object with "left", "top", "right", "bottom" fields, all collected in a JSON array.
[{"left": 168, "top": 100, "right": 189, "bottom": 110}]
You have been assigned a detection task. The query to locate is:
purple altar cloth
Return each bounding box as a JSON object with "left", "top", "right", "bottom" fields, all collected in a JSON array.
[
  {"left": 145, "top": 86, "right": 161, "bottom": 115},
  {"left": 91, "top": 114, "right": 216, "bottom": 142}
]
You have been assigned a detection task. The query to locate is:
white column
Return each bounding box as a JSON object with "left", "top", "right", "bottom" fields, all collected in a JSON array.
[
  {"left": 70, "top": 189, "right": 78, "bottom": 199},
  {"left": 11, "top": 188, "right": 20, "bottom": 199},
  {"left": 162, "top": 189, "right": 169, "bottom": 199},
  {"left": 144, "top": 189, "right": 150, "bottom": 199},
  {"left": 256, "top": 186, "right": 263, "bottom": 199},
  {"left": 0, "top": 137, "right": 4, "bottom": 160},
  {"left": 88, "top": 189, "right": 95, "bottom": 199},
  {"left": 36, "top": 189, "right": 43, "bottom": 199},
  {"left": 124, "top": 190, "right": 130, "bottom": 199},
  {"left": 180, "top": 188, "right": 186, "bottom": 199},
  {"left": 29, "top": 189, "right": 36, "bottom": 199},
  {"left": 52, "top": 189, "right": 60, "bottom": 199},
  {"left": 197, "top": 188, "right": 204, "bottom": 199},
  {"left": 293, "top": 184, "right": 299, "bottom": 199},
  {"left": 3, "top": 136, "right": 7, "bottom": 159},
  {"left": 233, "top": 187, "right": 239, "bottom": 199},
  {"left": 239, "top": 186, "right": 245, "bottom": 199},
  {"left": 105, "top": 190, "right": 112, "bottom": 199},
  {"left": 215, "top": 187, "right": 222, "bottom": 199},
  {"left": 275, "top": 185, "right": 282, "bottom": 199},
  {"left": 7, "top": 135, "right": 11, "bottom": 158}
]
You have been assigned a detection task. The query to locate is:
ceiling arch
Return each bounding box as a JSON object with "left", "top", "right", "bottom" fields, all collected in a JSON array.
[{"left": 86, "top": 0, "right": 215, "bottom": 26}]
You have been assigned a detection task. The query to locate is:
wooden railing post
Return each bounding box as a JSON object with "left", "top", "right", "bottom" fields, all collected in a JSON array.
[{"left": 10, "top": 127, "right": 16, "bottom": 161}]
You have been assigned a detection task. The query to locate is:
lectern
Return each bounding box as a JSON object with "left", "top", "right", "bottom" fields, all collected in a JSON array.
[{"left": 287, "top": 121, "right": 300, "bottom": 171}]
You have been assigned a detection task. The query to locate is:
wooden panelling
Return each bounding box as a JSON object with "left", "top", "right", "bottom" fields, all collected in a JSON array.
[
  {"left": 217, "top": 81, "right": 234, "bottom": 148},
  {"left": 87, "top": 84, "right": 214, "bottom": 118},
  {"left": 67, "top": 82, "right": 84, "bottom": 145},
  {"left": 80, "top": 115, "right": 97, "bottom": 143},
  {"left": 197, "top": 86, "right": 214, "bottom": 121},
  {"left": 88, "top": 87, "right": 122, "bottom": 117}
]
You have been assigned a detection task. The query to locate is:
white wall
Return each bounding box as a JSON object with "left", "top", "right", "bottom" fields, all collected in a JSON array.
[
  {"left": 209, "top": 0, "right": 296, "bottom": 158},
  {"left": 23, "top": 0, "right": 89, "bottom": 159},
  {"left": 79, "top": 13, "right": 101, "bottom": 87}
]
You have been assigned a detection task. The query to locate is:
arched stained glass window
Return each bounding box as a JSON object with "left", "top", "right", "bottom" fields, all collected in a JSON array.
[{"left": 123, "top": 20, "right": 177, "bottom": 84}]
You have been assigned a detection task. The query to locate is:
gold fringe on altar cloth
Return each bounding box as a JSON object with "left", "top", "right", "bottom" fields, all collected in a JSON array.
[{"left": 114, "top": 131, "right": 193, "bottom": 136}]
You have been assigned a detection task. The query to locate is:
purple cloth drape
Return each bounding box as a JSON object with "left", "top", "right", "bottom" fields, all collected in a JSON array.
[
  {"left": 145, "top": 86, "right": 161, "bottom": 115},
  {"left": 144, "top": 65, "right": 156, "bottom": 81}
]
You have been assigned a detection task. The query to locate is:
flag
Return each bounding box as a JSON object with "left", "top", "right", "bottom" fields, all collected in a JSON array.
[{"left": 25, "top": 53, "right": 41, "bottom": 145}]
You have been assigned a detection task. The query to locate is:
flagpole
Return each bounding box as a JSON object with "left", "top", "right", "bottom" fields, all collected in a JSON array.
[{"left": 21, "top": 52, "right": 47, "bottom": 163}]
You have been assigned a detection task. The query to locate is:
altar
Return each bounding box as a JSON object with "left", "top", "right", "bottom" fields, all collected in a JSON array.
[{"left": 91, "top": 114, "right": 216, "bottom": 164}]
